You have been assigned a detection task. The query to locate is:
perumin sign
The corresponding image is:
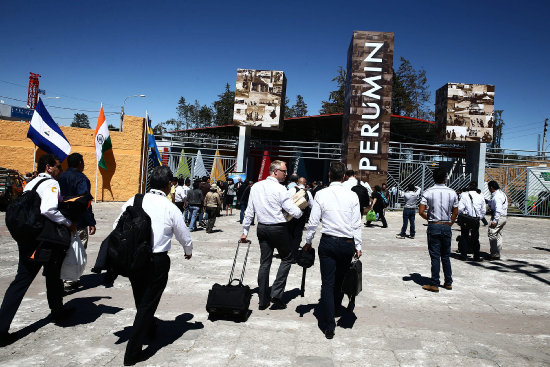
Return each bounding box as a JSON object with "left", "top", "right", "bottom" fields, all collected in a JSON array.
[{"left": 342, "top": 31, "right": 394, "bottom": 187}]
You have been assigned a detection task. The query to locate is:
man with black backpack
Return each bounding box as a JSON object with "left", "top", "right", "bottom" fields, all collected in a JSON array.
[
  {"left": 1, "top": 154, "right": 75, "bottom": 346},
  {"left": 114, "top": 166, "right": 193, "bottom": 366}
]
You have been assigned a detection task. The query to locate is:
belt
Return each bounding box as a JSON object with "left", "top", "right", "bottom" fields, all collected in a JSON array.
[
  {"left": 258, "top": 222, "right": 287, "bottom": 227},
  {"left": 429, "top": 221, "right": 453, "bottom": 226},
  {"left": 152, "top": 252, "right": 169, "bottom": 257},
  {"left": 322, "top": 234, "right": 353, "bottom": 241}
]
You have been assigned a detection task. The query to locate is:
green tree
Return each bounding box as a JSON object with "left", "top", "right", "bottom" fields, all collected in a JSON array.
[
  {"left": 393, "top": 57, "right": 431, "bottom": 119},
  {"left": 70, "top": 113, "right": 90, "bottom": 128},
  {"left": 176, "top": 97, "right": 190, "bottom": 130},
  {"left": 198, "top": 105, "right": 214, "bottom": 127},
  {"left": 153, "top": 121, "right": 169, "bottom": 134},
  {"left": 284, "top": 96, "right": 295, "bottom": 118},
  {"left": 292, "top": 95, "right": 308, "bottom": 117},
  {"left": 213, "top": 83, "right": 235, "bottom": 126},
  {"left": 319, "top": 66, "right": 346, "bottom": 114}
]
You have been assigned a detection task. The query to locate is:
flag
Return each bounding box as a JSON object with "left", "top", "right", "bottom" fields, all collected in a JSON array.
[
  {"left": 175, "top": 149, "right": 191, "bottom": 178},
  {"left": 210, "top": 150, "right": 226, "bottom": 182},
  {"left": 146, "top": 112, "right": 162, "bottom": 167},
  {"left": 258, "top": 150, "right": 271, "bottom": 181},
  {"left": 193, "top": 150, "right": 208, "bottom": 178},
  {"left": 94, "top": 104, "right": 112, "bottom": 169},
  {"left": 27, "top": 97, "right": 71, "bottom": 161}
]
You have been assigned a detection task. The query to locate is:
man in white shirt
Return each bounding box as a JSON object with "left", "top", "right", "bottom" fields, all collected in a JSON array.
[
  {"left": 174, "top": 177, "right": 187, "bottom": 213},
  {"left": 0, "top": 154, "right": 75, "bottom": 345},
  {"left": 419, "top": 169, "right": 458, "bottom": 293},
  {"left": 116, "top": 166, "right": 193, "bottom": 366},
  {"left": 457, "top": 182, "right": 486, "bottom": 261},
  {"left": 304, "top": 162, "right": 362, "bottom": 339},
  {"left": 343, "top": 170, "right": 372, "bottom": 194},
  {"left": 241, "top": 160, "right": 302, "bottom": 311},
  {"left": 487, "top": 180, "right": 508, "bottom": 260}
]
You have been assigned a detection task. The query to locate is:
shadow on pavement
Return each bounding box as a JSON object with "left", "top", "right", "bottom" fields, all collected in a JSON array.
[
  {"left": 63, "top": 272, "right": 106, "bottom": 296},
  {"left": 114, "top": 313, "right": 204, "bottom": 360},
  {"left": 466, "top": 258, "right": 550, "bottom": 286},
  {"left": 533, "top": 246, "right": 550, "bottom": 253},
  {"left": 55, "top": 296, "right": 123, "bottom": 327},
  {"left": 282, "top": 288, "right": 301, "bottom": 304},
  {"left": 402, "top": 273, "right": 432, "bottom": 286}
]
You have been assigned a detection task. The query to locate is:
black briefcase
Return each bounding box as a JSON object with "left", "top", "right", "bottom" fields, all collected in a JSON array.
[
  {"left": 206, "top": 240, "right": 252, "bottom": 321},
  {"left": 341, "top": 255, "right": 362, "bottom": 309}
]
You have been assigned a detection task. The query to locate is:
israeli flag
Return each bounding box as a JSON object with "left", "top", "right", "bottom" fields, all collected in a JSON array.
[{"left": 27, "top": 98, "right": 71, "bottom": 161}]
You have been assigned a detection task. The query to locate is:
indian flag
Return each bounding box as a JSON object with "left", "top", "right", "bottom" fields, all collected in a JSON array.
[{"left": 94, "top": 105, "right": 112, "bottom": 169}]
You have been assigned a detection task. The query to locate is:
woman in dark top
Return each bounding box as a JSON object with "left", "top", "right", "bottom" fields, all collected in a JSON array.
[{"left": 366, "top": 185, "right": 388, "bottom": 228}]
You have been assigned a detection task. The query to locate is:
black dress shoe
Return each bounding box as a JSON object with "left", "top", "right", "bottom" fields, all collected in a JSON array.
[
  {"left": 258, "top": 303, "right": 270, "bottom": 310},
  {"left": 270, "top": 298, "right": 287, "bottom": 310},
  {"left": 50, "top": 306, "right": 76, "bottom": 323},
  {"left": 0, "top": 332, "right": 17, "bottom": 347},
  {"left": 124, "top": 352, "right": 145, "bottom": 366},
  {"left": 324, "top": 329, "right": 335, "bottom": 339}
]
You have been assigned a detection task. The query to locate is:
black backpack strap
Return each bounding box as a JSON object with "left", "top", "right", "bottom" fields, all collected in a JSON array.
[
  {"left": 31, "top": 178, "right": 50, "bottom": 192},
  {"left": 134, "top": 194, "right": 144, "bottom": 209}
]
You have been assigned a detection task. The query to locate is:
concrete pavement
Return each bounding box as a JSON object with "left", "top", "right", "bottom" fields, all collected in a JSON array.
[{"left": 0, "top": 203, "right": 549, "bottom": 366}]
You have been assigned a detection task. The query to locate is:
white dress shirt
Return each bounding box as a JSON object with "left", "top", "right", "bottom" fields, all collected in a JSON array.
[
  {"left": 489, "top": 189, "right": 508, "bottom": 222},
  {"left": 305, "top": 182, "right": 362, "bottom": 250},
  {"left": 24, "top": 173, "right": 71, "bottom": 227},
  {"left": 114, "top": 189, "right": 193, "bottom": 255},
  {"left": 458, "top": 190, "right": 487, "bottom": 218},
  {"left": 420, "top": 184, "right": 458, "bottom": 222},
  {"left": 175, "top": 185, "right": 188, "bottom": 203},
  {"left": 288, "top": 184, "right": 313, "bottom": 208},
  {"left": 242, "top": 176, "right": 302, "bottom": 236}
]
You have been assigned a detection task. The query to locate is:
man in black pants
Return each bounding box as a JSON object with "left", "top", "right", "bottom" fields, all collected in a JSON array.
[
  {"left": 366, "top": 185, "right": 388, "bottom": 228},
  {"left": 114, "top": 166, "right": 193, "bottom": 365},
  {"left": 304, "top": 162, "right": 362, "bottom": 339},
  {"left": 457, "top": 181, "right": 486, "bottom": 261},
  {"left": 0, "top": 154, "right": 75, "bottom": 346},
  {"left": 240, "top": 160, "right": 302, "bottom": 310}
]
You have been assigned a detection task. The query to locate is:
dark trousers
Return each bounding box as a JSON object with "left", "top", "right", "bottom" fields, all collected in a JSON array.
[
  {"left": 205, "top": 206, "right": 218, "bottom": 232},
  {"left": 288, "top": 215, "right": 307, "bottom": 261},
  {"left": 0, "top": 248, "right": 64, "bottom": 333},
  {"left": 400, "top": 208, "right": 416, "bottom": 236},
  {"left": 427, "top": 223, "right": 452, "bottom": 286},
  {"left": 256, "top": 223, "right": 293, "bottom": 306},
  {"left": 125, "top": 252, "right": 170, "bottom": 362},
  {"left": 318, "top": 234, "right": 355, "bottom": 332},
  {"left": 459, "top": 221, "right": 480, "bottom": 259},
  {"left": 366, "top": 208, "right": 387, "bottom": 227},
  {"left": 175, "top": 202, "right": 184, "bottom": 213}
]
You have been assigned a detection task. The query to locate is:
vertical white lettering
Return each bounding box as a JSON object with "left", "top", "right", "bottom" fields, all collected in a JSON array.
[
  {"left": 360, "top": 141, "right": 378, "bottom": 154},
  {"left": 361, "top": 103, "right": 380, "bottom": 120},
  {"left": 362, "top": 76, "right": 382, "bottom": 100},
  {"left": 361, "top": 122, "right": 380, "bottom": 136},
  {"left": 364, "top": 42, "right": 383, "bottom": 63},
  {"left": 359, "top": 158, "right": 377, "bottom": 171}
]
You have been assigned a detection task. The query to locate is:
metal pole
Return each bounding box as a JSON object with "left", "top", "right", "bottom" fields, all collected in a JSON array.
[
  {"left": 33, "top": 145, "right": 37, "bottom": 172},
  {"left": 523, "top": 167, "right": 530, "bottom": 215},
  {"left": 94, "top": 164, "right": 98, "bottom": 203},
  {"left": 542, "top": 118, "right": 548, "bottom": 159},
  {"left": 421, "top": 163, "right": 426, "bottom": 191}
]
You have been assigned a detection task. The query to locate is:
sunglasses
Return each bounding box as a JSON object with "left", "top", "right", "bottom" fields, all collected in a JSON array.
[{"left": 277, "top": 169, "right": 287, "bottom": 174}]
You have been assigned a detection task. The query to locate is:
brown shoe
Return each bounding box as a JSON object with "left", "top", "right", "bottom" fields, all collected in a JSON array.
[
  {"left": 443, "top": 283, "right": 452, "bottom": 290},
  {"left": 422, "top": 285, "right": 439, "bottom": 292}
]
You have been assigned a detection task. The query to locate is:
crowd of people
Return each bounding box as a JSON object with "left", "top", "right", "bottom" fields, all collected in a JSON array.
[{"left": 0, "top": 154, "right": 509, "bottom": 364}]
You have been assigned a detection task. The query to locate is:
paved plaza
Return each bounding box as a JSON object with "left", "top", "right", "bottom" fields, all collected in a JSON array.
[{"left": 0, "top": 203, "right": 549, "bottom": 366}]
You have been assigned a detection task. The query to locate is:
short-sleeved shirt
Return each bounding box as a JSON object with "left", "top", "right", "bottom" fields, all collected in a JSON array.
[{"left": 420, "top": 184, "right": 458, "bottom": 222}]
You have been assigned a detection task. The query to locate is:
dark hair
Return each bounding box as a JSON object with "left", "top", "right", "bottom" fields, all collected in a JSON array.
[
  {"left": 329, "top": 162, "right": 346, "bottom": 181},
  {"left": 178, "top": 177, "right": 185, "bottom": 186},
  {"left": 150, "top": 166, "right": 173, "bottom": 190},
  {"left": 432, "top": 168, "right": 447, "bottom": 184},
  {"left": 374, "top": 185, "right": 381, "bottom": 192},
  {"left": 37, "top": 154, "right": 59, "bottom": 173},
  {"left": 193, "top": 181, "right": 200, "bottom": 190},
  {"left": 202, "top": 176, "right": 208, "bottom": 182},
  {"left": 185, "top": 178, "right": 191, "bottom": 185},
  {"left": 289, "top": 173, "right": 299, "bottom": 183},
  {"left": 66, "top": 153, "right": 83, "bottom": 168},
  {"left": 345, "top": 170, "right": 354, "bottom": 177},
  {"left": 468, "top": 181, "right": 478, "bottom": 191},
  {"left": 488, "top": 180, "right": 500, "bottom": 190},
  {"left": 407, "top": 184, "right": 415, "bottom": 192}
]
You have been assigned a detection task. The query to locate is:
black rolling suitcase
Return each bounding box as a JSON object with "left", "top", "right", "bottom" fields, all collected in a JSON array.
[{"left": 206, "top": 240, "right": 252, "bottom": 320}]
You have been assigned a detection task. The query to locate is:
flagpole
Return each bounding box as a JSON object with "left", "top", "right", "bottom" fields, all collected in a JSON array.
[
  {"left": 140, "top": 111, "right": 148, "bottom": 194},
  {"left": 33, "top": 145, "right": 37, "bottom": 172},
  {"left": 95, "top": 164, "right": 98, "bottom": 203}
]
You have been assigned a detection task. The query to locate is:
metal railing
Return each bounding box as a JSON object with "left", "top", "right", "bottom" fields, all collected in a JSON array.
[{"left": 249, "top": 138, "right": 342, "bottom": 160}]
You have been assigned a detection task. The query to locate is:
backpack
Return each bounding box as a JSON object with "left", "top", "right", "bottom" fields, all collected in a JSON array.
[
  {"left": 351, "top": 182, "right": 370, "bottom": 214},
  {"left": 380, "top": 192, "right": 389, "bottom": 208},
  {"left": 106, "top": 194, "right": 153, "bottom": 277},
  {"left": 5, "top": 178, "right": 50, "bottom": 246}
]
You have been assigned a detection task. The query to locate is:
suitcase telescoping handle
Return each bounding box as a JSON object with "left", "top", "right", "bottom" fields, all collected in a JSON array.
[{"left": 228, "top": 240, "right": 251, "bottom": 285}]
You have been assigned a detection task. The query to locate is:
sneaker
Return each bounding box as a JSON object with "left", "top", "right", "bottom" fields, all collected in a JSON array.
[
  {"left": 443, "top": 283, "right": 452, "bottom": 290},
  {"left": 396, "top": 234, "right": 406, "bottom": 239},
  {"left": 422, "top": 285, "right": 439, "bottom": 293}
]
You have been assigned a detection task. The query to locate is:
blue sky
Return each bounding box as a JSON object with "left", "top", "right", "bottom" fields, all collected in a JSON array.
[{"left": 1, "top": 0, "right": 548, "bottom": 151}]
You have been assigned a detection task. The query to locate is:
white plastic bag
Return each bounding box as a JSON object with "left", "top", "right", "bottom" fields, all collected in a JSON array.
[{"left": 60, "top": 233, "right": 87, "bottom": 281}]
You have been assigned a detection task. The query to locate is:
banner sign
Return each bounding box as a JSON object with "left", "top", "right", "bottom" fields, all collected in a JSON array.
[{"left": 342, "top": 31, "right": 394, "bottom": 187}]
